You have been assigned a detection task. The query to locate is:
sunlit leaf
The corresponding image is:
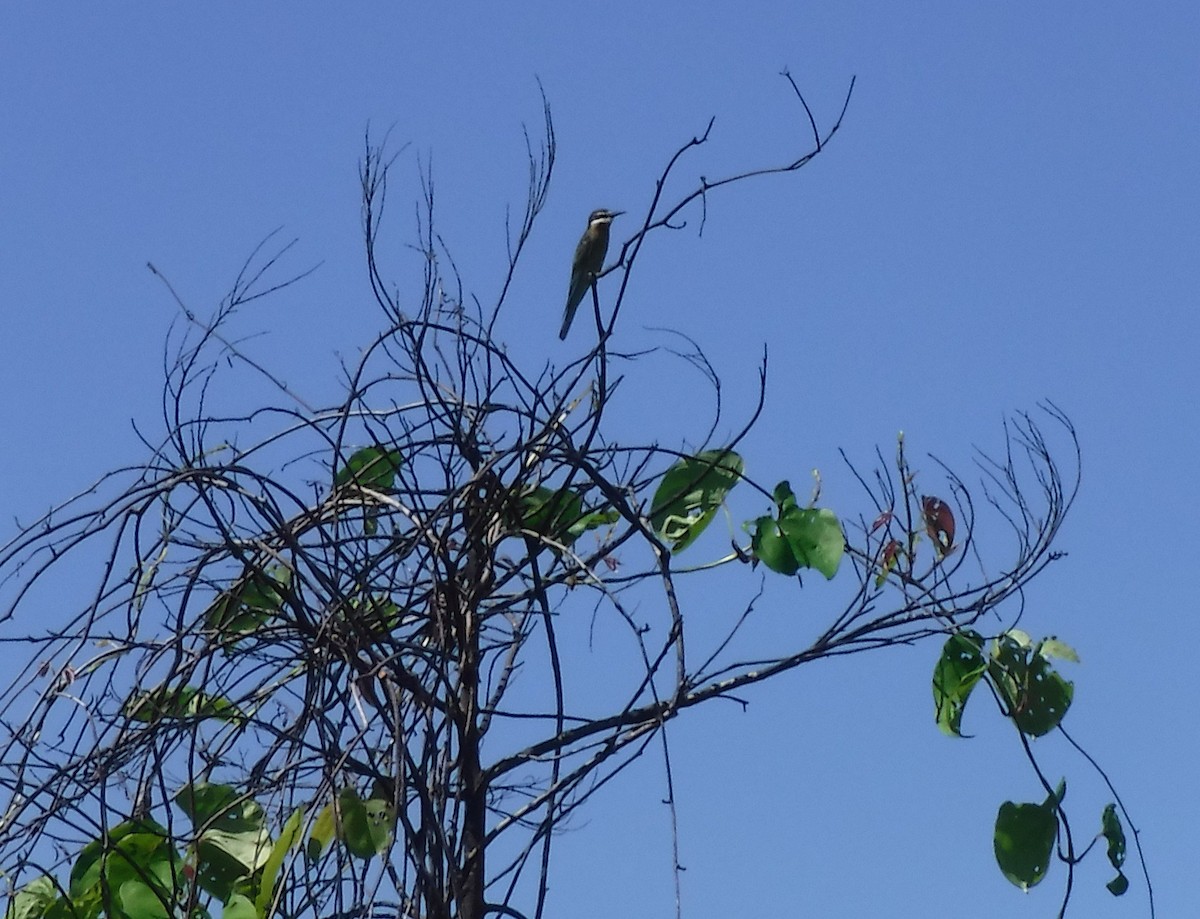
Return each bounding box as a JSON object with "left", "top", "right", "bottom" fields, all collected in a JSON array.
[
  {"left": 875, "top": 538, "right": 904, "bottom": 587},
  {"left": 1037, "top": 638, "right": 1080, "bottom": 663},
  {"left": 256, "top": 808, "right": 305, "bottom": 918},
  {"left": 650, "top": 449, "right": 744, "bottom": 552},
  {"left": 196, "top": 823, "right": 271, "bottom": 898},
  {"left": 6, "top": 877, "right": 59, "bottom": 919},
  {"left": 192, "top": 836, "right": 266, "bottom": 902},
  {"left": 306, "top": 802, "right": 337, "bottom": 863},
  {"left": 1003, "top": 628, "right": 1033, "bottom": 649},
  {"left": 222, "top": 894, "right": 257, "bottom": 919},
  {"left": 363, "top": 798, "right": 395, "bottom": 854},
  {"left": 69, "top": 822, "right": 180, "bottom": 914},
  {"left": 117, "top": 880, "right": 171, "bottom": 919},
  {"left": 177, "top": 784, "right": 268, "bottom": 889},
  {"left": 776, "top": 505, "right": 843, "bottom": 580},
  {"left": 746, "top": 482, "right": 843, "bottom": 579},
  {"left": 933, "top": 631, "right": 987, "bottom": 737}
]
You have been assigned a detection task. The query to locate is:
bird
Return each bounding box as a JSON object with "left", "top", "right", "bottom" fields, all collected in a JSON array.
[{"left": 559, "top": 208, "right": 623, "bottom": 340}]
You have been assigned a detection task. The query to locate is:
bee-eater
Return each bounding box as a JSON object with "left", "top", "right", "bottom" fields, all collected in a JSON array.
[{"left": 559, "top": 209, "right": 623, "bottom": 340}]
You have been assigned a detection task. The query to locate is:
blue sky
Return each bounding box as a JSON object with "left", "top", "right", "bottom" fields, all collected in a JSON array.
[{"left": 1, "top": 4, "right": 1196, "bottom": 917}]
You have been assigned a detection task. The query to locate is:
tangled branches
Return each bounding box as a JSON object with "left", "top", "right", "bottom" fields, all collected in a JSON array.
[{"left": 0, "top": 76, "right": 1123, "bottom": 919}]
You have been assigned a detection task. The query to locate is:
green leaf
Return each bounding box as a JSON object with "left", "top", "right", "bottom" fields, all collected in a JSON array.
[
  {"left": 988, "top": 632, "right": 1074, "bottom": 737},
  {"left": 255, "top": 808, "right": 304, "bottom": 918},
  {"left": 196, "top": 825, "right": 270, "bottom": 884},
  {"left": 748, "top": 515, "right": 798, "bottom": 575},
  {"left": 124, "top": 686, "right": 244, "bottom": 725},
  {"left": 344, "top": 595, "right": 405, "bottom": 635},
  {"left": 117, "top": 880, "right": 171, "bottom": 919},
  {"left": 334, "top": 446, "right": 403, "bottom": 490},
  {"left": 316, "top": 788, "right": 396, "bottom": 862},
  {"left": 746, "top": 482, "right": 843, "bottom": 579},
  {"left": 69, "top": 823, "right": 182, "bottom": 919},
  {"left": 518, "top": 486, "right": 618, "bottom": 545},
  {"left": 1046, "top": 778, "right": 1066, "bottom": 808},
  {"left": 1106, "top": 872, "right": 1130, "bottom": 896},
  {"left": 1003, "top": 628, "right": 1033, "bottom": 649},
  {"left": 568, "top": 507, "right": 620, "bottom": 539},
  {"left": 874, "top": 538, "right": 904, "bottom": 587},
  {"left": 994, "top": 800, "right": 1057, "bottom": 891},
  {"left": 519, "top": 486, "right": 580, "bottom": 535},
  {"left": 221, "top": 894, "right": 258, "bottom": 919},
  {"left": 305, "top": 802, "right": 336, "bottom": 862},
  {"left": 70, "top": 821, "right": 169, "bottom": 897},
  {"left": 772, "top": 480, "right": 799, "bottom": 511},
  {"left": 933, "top": 631, "right": 987, "bottom": 737},
  {"left": 1037, "top": 638, "right": 1080, "bottom": 663},
  {"left": 336, "top": 788, "right": 378, "bottom": 861},
  {"left": 192, "top": 832, "right": 269, "bottom": 902},
  {"left": 1100, "top": 804, "right": 1129, "bottom": 896},
  {"left": 205, "top": 567, "right": 290, "bottom": 635},
  {"left": 649, "top": 449, "right": 744, "bottom": 553},
  {"left": 363, "top": 798, "right": 395, "bottom": 854},
  {"left": 1016, "top": 662, "right": 1073, "bottom": 736},
  {"left": 776, "top": 505, "right": 843, "bottom": 580},
  {"left": 176, "top": 784, "right": 269, "bottom": 901},
  {"left": 44, "top": 892, "right": 98, "bottom": 919},
  {"left": 176, "top": 783, "right": 253, "bottom": 827},
  {"left": 6, "top": 877, "right": 59, "bottom": 919}
]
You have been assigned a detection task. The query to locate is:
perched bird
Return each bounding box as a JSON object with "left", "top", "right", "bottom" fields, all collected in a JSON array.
[{"left": 559, "top": 208, "right": 623, "bottom": 340}]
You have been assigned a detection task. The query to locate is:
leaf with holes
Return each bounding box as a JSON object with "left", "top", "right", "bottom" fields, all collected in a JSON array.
[
  {"left": 921, "top": 495, "right": 955, "bottom": 557},
  {"left": 1101, "top": 804, "right": 1129, "bottom": 895},
  {"left": 933, "top": 631, "right": 987, "bottom": 736},
  {"left": 989, "top": 631, "right": 1074, "bottom": 737},
  {"left": 994, "top": 800, "right": 1057, "bottom": 891}
]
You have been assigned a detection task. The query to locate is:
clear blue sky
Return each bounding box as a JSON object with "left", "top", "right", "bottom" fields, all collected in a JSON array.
[{"left": 1, "top": 4, "right": 1196, "bottom": 917}]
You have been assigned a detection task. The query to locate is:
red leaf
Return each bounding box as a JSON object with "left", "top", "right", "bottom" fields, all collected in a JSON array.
[{"left": 922, "top": 496, "right": 955, "bottom": 556}]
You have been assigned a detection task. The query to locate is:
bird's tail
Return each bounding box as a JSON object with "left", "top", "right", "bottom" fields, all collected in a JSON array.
[
  {"left": 558, "top": 304, "right": 576, "bottom": 340},
  {"left": 559, "top": 283, "right": 586, "bottom": 340}
]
